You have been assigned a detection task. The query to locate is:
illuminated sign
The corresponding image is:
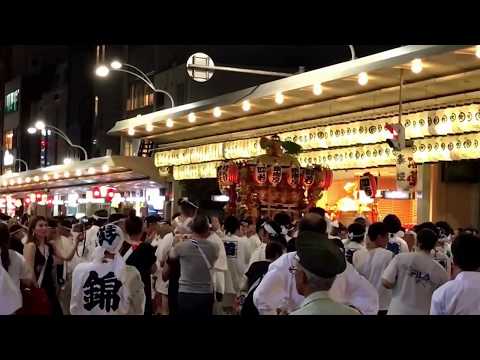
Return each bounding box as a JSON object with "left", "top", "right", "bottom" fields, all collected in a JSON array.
[
  {"left": 3, "top": 150, "right": 13, "bottom": 166},
  {"left": 5, "top": 90, "right": 19, "bottom": 114}
]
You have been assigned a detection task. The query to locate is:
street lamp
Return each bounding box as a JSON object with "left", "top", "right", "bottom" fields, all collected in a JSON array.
[
  {"left": 27, "top": 121, "right": 88, "bottom": 160},
  {"left": 95, "top": 60, "right": 175, "bottom": 108}
]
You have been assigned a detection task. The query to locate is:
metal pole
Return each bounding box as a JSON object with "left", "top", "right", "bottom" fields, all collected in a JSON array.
[
  {"left": 15, "top": 159, "right": 28, "bottom": 171},
  {"left": 186, "top": 64, "right": 294, "bottom": 78},
  {"left": 399, "top": 68, "right": 404, "bottom": 125}
]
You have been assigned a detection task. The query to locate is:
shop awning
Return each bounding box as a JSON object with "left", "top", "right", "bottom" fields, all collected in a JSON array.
[
  {"left": 107, "top": 45, "right": 478, "bottom": 149},
  {"left": 0, "top": 156, "right": 168, "bottom": 195}
]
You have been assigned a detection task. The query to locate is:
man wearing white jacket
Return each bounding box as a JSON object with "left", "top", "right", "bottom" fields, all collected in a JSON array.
[{"left": 253, "top": 214, "right": 379, "bottom": 315}]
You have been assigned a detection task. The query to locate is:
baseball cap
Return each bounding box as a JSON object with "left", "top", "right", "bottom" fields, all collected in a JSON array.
[{"left": 296, "top": 231, "right": 346, "bottom": 278}]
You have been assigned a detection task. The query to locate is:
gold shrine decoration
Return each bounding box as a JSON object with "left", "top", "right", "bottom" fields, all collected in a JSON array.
[
  {"left": 173, "top": 161, "right": 222, "bottom": 180},
  {"left": 155, "top": 103, "right": 480, "bottom": 167}
]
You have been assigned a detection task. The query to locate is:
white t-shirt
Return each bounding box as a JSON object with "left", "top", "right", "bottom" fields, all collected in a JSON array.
[
  {"left": 248, "top": 243, "right": 267, "bottom": 269},
  {"left": 253, "top": 251, "right": 379, "bottom": 315},
  {"left": 382, "top": 252, "right": 448, "bottom": 315},
  {"left": 430, "top": 271, "right": 480, "bottom": 315},
  {"left": 223, "top": 234, "right": 251, "bottom": 295},
  {"left": 84, "top": 225, "right": 100, "bottom": 258},
  {"left": 343, "top": 241, "right": 365, "bottom": 265},
  {"left": 1, "top": 249, "right": 28, "bottom": 287},
  {"left": 353, "top": 247, "right": 394, "bottom": 311},
  {"left": 247, "top": 234, "right": 261, "bottom": 254},
  {"left": 153, "top": 234, "right": 169, "bottom": 295}
]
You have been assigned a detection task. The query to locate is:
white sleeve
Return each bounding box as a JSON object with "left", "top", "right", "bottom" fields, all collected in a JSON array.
[
  {"left": 70, "top": 266, "right": 84, "bottom": 315},
  {"left": 253, "top": 259, "right": 289, "bottom": 315},
  {"left": 126, "top": 267, "right": 146, "bottom": 315},
  {"left": 430, "top": 287, "right": 445, "bottom": 315},
  {"left": 382, "top": 255, "right": 399, "bottom": 285},
  {"left": 338, "top": 264, "right": 379, "bottom": 315}
]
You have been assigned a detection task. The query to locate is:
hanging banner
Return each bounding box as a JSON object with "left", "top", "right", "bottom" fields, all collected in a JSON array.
[{"left": 396, "top": 148, "right": 417, "bottom": 191}]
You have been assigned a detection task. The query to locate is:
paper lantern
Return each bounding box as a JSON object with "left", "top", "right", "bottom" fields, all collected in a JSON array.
[
  {"left": 227, "top": 162, "right": 240, "bottom": 184},
  {"left": 302, "top": 167, "right": 315, "bottom": 188},
  {"left": 286, "top": 166, "right": 301, "bottom": 188},
  {"left": 254, "top": 163, "right": 267, "bottom": 185},
  {"left": 268, "top": 164, "right": 282, "bottom": 186}
]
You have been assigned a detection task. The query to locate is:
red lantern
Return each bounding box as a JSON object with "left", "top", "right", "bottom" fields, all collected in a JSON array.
[
  {"left": 360, "top": 172, "right": 377, "bottom": 199},
  {"left": 47, "top": 196, "right": 53, "bottom": 207},
  {"left": 254, "top": 163, "right": 267, "bottom": 185},
  {"left": 268, "top": 164, "right": 282, "bottom": 186},
  {"left": 324, "top": 168, "right": 333, "bottom": 190},
  {"left": 36, "top": 193, "right": 42, "bottom": 202},
  {"left": 92, "top": 186, "right": 101, "bottom": 198},
  {"left": 106, "top": 189, "right": 116, "bottom": 202},
  {"left": 286, "top": 166, "right": 301, "bottom": 188},
  {"left": 25, "top": 197, "right": 31, "bottom": 205},
  {"left": 227, "top": 162, "right": 239, "bottom": 184}
]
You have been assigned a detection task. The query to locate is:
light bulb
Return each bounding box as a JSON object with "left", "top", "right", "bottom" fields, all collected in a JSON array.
[
  {"left": 43, "top": 174, "right": 49, "bottom": 181},
  {"left": 313, "top": 83, "right": 323, "bottom": 95},
  {"left": 476, "top": 45, "right": 480, "bottom": 59},
  {"left": 63, "top": 158, "right": 72, "bottom": 165},
  {"left": 17, "top": 178, "right": 23, "bottom": 184},
  {"left": 102, "top": 164, "right": 109, "bottom": 173},
  {"left": 188, "top": 113, "right": 196, "bottom": 123},
  {"left": 95, "top": 65, "right": 110, "bottom": 77},
  {"left": 110, "top": 60, "right": 122, "bottom": 70},
  {"left": 275, "top": 92, "right": 284, "bottom": 104},
  {"left": 213, "top": 107, "right": 222, "bottom": 118},
  {"left": 87, "top": 167, "right": 96, "bottom": 175},
  {"left": 166, "top": 118, "right": 174, "bottom": 128},
  {"left": 75, "top": 169, "right": 82, "bottom": 177},
  {"left": 145, "top": 121, "right": 153, "bottom": 132},
  {"left": 358, "top": 72, "right": 368, "bottom": 86},
  {"left": 63, "top": 171, "right": 70, "bottom": 178},
  {"left": 33, "top": 176, "right": 40, "bottom": 182},
  {"left": 411, "top": 58, "right": 423, "bottom": 74},
  {"left": 9, "top": 179, "right": 15, "bottom": 186},
  {"left": 242, "top": 100, "right": 251, "bottom": 112},
  {"left": 25, "top": 177, "right": 31, "bottom": 183},
  {"left": 27, "top": 127, "right": 37, "bottom": 134},
  {"left": 53, "top": 173, "right": 60, "bottom": 179},
  {"left": 35, "top": 120, "right": 46, "bottom": 130},
  {"left": 128, "top": 127, "right": 135, "bottom": 136}
]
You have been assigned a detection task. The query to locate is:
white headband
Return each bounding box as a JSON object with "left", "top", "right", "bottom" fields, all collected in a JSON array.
[{"left": 262, "top": 222, "right": 277, "bottom": 236}]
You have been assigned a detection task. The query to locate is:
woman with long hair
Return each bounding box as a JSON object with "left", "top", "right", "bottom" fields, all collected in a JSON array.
[
  {"left": 0, "top": 222, "right": 30, "bottom": 314},
  {"left": 23, "top": 216, "right": 80, "bottom": 315}
]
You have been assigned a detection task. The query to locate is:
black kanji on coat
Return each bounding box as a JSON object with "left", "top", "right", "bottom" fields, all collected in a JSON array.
[{"left": 83, "top": 271, "right": 122, "bottom": 312}]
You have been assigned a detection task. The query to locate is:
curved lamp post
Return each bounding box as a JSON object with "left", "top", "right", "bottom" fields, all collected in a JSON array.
[
  {"left": 95, "top": 60, "right": 175, "bottom": 108},
  {"left": 27, "top": 120, "right": 88, "bottom": 160}
]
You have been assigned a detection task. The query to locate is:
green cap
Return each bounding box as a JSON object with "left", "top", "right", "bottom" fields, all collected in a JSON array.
[{"left": 296, "top": 231, "right": 346, "bottom": 278}]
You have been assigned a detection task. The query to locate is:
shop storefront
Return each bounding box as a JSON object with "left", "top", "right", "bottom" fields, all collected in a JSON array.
[
  {"left": 108, "top": 45, "right": 480, "bottom": 228},
  {"left": 0, "top": 155, "right": 168, "bottom": 219}
]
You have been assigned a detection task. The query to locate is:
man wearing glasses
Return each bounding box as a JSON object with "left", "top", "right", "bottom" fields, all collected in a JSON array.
[{"left": 290, "top": 231, "right": 360, "bottom": 315}]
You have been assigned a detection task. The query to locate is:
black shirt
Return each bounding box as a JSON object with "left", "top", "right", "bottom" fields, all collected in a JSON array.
[
  {"left": 122, "top": 242, "right": 156, "bottom": 315},
  {"left": 245, "top": 260, "right": 271, "bottom": 290}
]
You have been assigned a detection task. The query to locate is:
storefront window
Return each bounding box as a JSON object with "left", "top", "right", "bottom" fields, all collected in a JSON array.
[
  {"left": 4, "top": 130, "right": 13, "bottom": 150},
  {"left": 126, "top": 83, "right": 154, "bottom": 111}
]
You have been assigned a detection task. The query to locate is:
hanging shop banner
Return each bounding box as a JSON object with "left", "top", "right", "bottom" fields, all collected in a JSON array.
[{"left": 396, "top": 148, "right": 417, "bottom": 191}]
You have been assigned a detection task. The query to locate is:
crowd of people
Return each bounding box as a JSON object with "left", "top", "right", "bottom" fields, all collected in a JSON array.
[{"left": 1, "top": 199, "right": 480, "bottom": 316}]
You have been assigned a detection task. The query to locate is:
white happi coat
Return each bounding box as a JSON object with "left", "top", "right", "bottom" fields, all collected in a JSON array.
[
  {"left": 70, "top": 250, "right": 145, "bottom": 315},
  {"left": 253, "top": 251, "right": 379, "bottom": 315}
]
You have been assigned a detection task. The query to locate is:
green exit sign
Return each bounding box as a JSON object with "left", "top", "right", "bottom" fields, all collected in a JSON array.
[{"left": 5, "top": 89, "right": 19, "bottom": 114}]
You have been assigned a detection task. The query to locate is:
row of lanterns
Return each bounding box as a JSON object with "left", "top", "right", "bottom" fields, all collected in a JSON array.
[{"left": 217, "top": 162, "right": 333, "bottom": 190}]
